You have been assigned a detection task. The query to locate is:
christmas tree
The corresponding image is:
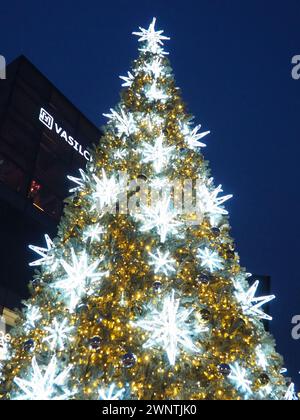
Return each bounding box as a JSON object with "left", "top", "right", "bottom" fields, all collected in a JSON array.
[{"left": 0, "top": 18, "right": 296, "bottom": 400}]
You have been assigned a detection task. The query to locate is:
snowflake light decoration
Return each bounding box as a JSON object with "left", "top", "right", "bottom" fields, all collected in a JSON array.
[
  {"left": 229, "top": 362, "right": 252, "bottom": 395},
  {"left": 91, "top": 169, "right": 124, "bottom": 212},
  {"left": 24, "top": 304, "right": 42, "bottom": 331},
  {"left": 148, "top": 249, "right": 176, "bottom": 276},
  {"left": 28, "top": 234, "right": 55, "bottom": 268},
  {"left": 119, "top": 71, "right": 135, "bottom": 87},
  {"left": 67, "top": 168, "right": 89, "bottom": 193},
  {"left": 133, "top": 290, "right": 207, "bottom": 365},
  {"left": 103, "top": 108, "right": 137, "bottom": 137},
  {"left": 137, "top": 196, "right": 182, "bottom": 243},
  {"left": 133, "top": 17, "right": 170, "bottom": 55},
  {"left": 197, "top": 247, "right": 223, "bottom": 272},
  {"left": 197, "top": 178, "right": 232, "bottom": 219},
  {"left": 140, "top": 135, "right": 174, "bottom": 173},
  {"left": 144, "top": 58, "right": 163, "bottom": 79},
  {"left": 43, "top": 318, "right": 74, "bottom": 351},
  {"left": 145, "top": 82, "right": 168, "bottom": 102},
  {"left": 83, "top": 224, "right": 104, "bottom": 243},
  {"left": 183, "top": 124, "right": 210, "bottom": 150},
  {"left": 284, "top": 383, "right": 298, "bottom": 400},
  {"left": 52, "top": 249, "right": 107, "bottom": 311},
  {"left": 236, "top": 280, "right": 275, "bottom": 321},
  {"left": 256, "top": 345, "right": 269, "bottom": 370},
  {"left": 13, "top": 356, "right": 72, "bottom": 400},
  {"left": 99, "top": 383, "right": 125, "bottom": 400}
]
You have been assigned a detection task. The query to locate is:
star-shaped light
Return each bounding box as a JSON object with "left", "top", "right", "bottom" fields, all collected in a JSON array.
[
  {"left": 114, "top": 148, "right": 128, "bottom": 160},
  {"left": 229, "top": 362, "right": 252, "bottom": 395},
  {"left": 197, "top": 247, "right": 223, "bottom": 272},
  {"left": 148, "top": 249, "right": 176, "bottom": 276},
  {"left": 144, "top": 58, "right": 163, "bottom": 79},
  {"left": 83, "top": 224, "right": 104, "bottom": 243},
  {"left": 13, "top": 356, "right": 72, "bottom": 400},
  {"left": 24, "top": 304, "right": 42, "bottom": 331},
  {"left": 91, "top": 169, "right": 124, "bottom": 212},
  {"left": 133, "top": 17, "right": 170, "bottom": 55},
  {"left": 43, "top": 318, "right": 74, "bottom": 351},
  {"left": 103, "top": 108, "right": 137, "bottom": 137},
  {"left": 52, "top": 249, "right": 107, "bottom": 311},
  {"left": 256, "top": 345, "right": 269, "bottom": 370},
  {"left": 133, "top": 290, "right": 207, "bottom": 365},
  {"left": 145, "top": 82, "right": 168, "bottom": 102},
  {"left": 182, "top": 124, "right": 210, "bottom": 150},
  {"left": 197, "top": 178, "right": 232, "bottom": 218},
  {"left": 28, "top": 234, "right": 55, "bottom": 268},
  {"left": 284, "top": 383, "right": 298, "bottom": 400},
  {"left": 137, "top": 196, "right": 182, "bottom": 243},
  {"left": 140, "top": 135, "right": 174, "bottom": 173},
  {"left": 99, "top": 383, "right": 125, "bottom": 400},
  {"left": 67, "top": 168, "right": 89, "bottom": 193},
  {"left": 236, "top": 280, "right": 275, "bottom": 321},
  {"left": 119, "top": 71, "right": 135, "bottom": 87}
]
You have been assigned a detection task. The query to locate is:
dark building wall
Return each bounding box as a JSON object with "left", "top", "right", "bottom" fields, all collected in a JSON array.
[{"left": 0, "top": 55, "right": 102, "bottom": 308}]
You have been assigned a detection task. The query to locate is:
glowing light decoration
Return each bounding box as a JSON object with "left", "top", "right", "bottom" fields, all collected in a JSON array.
[
  {"left": 119, "top": 71, "right": 135, "bottom": 87},
  {"left": 28, "top": 234, "right": 55, "bottom": 268},
  {"left": 140, "top": 135, "right": 174, "bottom": 173},
  {"left": 144, "top": 57, "right": 163, "bottom": 79},
  {"left": 67, "top": 168, "right": 89, "bottom": 193},
  {"left": 24, "top": 305, "right": 42, "bottom": 331},
  {"left": 150, "top": 177, "right": 169, "bottom": 191},
  {"left": 183, "top": 124, "right": 210, "bottom": 150},
  {"left": 133, "top": 17, "right": 170, "bottom": 56},
  {"left": 133, "top": 290, "right": 207, "bottom": 365},
  {"left": 99, "top": 383, "right": 125, "bottom": 400},
  {"left": 256, "top": 345, "right": 269, "bottom": 370},
  {"left": 229, "top": 362, "right": 252, "bottom": 395},
  {"left": 148, "top": 249, "right": 176, "bottom": 276},
  {"left": 145, "top": 82, "right": 168, "bottom": 102},
  {"left": 103, "top": 108, "right": 137, "bottom": 137},
  {"left": 114, "top": 148, "right": 128, "bottom": 160},
  {"left": 236, "top": 280, "right": 275, "bottom": 321},
  {"left": 13, "top": 356, "right": 72, "bottom": 400},
  {"left": 197, "top": 247, "right": 223, "bottom": 272},
  {"left": 43, "top": 318, "right": 74, "bottom": 351},
  {"left": 284, "top": 383, "right": 298, "bottom": 400},
  {"left": 91, "top": 169, "right": 124, "bottom": 212},
  {"left": 137, "top": 196, "right": 182, "bottom": 243},
  {"left": 83, "top": 224, "right": 104, "bottom": 243},
  {"left": 52, "top": 249, "right": 107, "bottom": 311},
  {"left": 197, "top": 178, "right": 232, "bottom": 219}
]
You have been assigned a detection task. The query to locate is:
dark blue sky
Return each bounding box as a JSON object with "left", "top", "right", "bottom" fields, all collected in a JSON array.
[{"left": 1, "top": 0, "right": 300, "bottom": 387}]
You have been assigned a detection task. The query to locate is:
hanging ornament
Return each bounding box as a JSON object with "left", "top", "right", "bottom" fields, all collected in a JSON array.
[
  {"left": 23, "top": 339, "right": 35, "bottom": 352},
  {"left": 226, "top": 250, "right": 235, "bottom": 260},
  {"left": 76, "top": 303, "right": 88, "bottom": 315},
  {"left": 122, "top": 352, "right": 137, "bottom": 368},
  {"left": 153, "top": 281, "right": 162, "bottom": 292},
  {"left": 31, "top": 278, "right": 41, "bottom": 289},
  {"left": 218, "top": 363, "right": 231, "bottom": 377},
  {"left": 259, "top": 373, "right": 270, "bottom": 386},
  {"left": 89, "top": 336, "right": 101, "bottom": 350},
  {"left": 196, "top": 273, "right": 210, "bottom": 285},
  {"left": 200, "top": 309, "right": 211, "bottom": 321}
]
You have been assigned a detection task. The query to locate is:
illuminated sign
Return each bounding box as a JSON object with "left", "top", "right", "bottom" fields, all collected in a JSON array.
[
  {"left": 39, "top": 108, "right": 92, "bottom": 162},
  {"left": 0, "top": 316, "right": 11, "bottom": 361}
]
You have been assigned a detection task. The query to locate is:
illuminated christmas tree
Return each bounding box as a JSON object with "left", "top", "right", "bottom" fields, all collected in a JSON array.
[{"left": 0, "top": 18, "right": 296, "bottom": 400}]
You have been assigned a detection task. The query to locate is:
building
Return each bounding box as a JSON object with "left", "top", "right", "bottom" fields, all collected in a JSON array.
[{"left": 0, "top": 55, "right": 102, "bottom": 312}]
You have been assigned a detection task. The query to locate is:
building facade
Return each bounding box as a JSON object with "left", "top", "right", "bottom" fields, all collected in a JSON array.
[{"left": 0, "top": 55, "right": 102, "bottom": 310}]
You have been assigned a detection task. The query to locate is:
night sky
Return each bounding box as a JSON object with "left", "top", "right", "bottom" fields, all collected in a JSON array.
[{"left": 1, "top": 0, "right": 300, "bottom": 388}]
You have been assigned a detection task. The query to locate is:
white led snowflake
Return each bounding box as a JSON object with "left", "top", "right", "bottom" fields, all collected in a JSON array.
[
  {"left": 67, "top": 168, "right": 89, "bottom": 193},
  {"left": 148, "top": 249, "right": 176, "bottom": 276},
  {"left": 256, "top": 345, "right": 269, "bottom": 370},
  {"left": 114, "top": 148, "right": 128, "bottom": 160},
  {"left": 24, "top": 304, "right": 42, "bottom": 331},
  {"left": 197, "top": 247, "right": 223, "bottom": 272},
  {"left": 133, "top": 17, "right": 170, "bottom": 55},
  {"left": 52, "top": 249, "right": 107, "bottom": 311},
  {"left": 83, "top": 224, "right": 104, "bottom": 243},
  {"left": 29, "top": 234, "right": 55, "bottom": 268},
  {"left": 133, "top": 290, "right": 207, "bottom": 365},
  {"left": 13, "top": 356, "right": 72, "bottom": 400},
  {"left": 140, "top": 135, "right": 174, "bottom": 173},
  {"left": 183, "top": 124, "right": 210, "bottom": 150},
  {"left": 91, "top": 169, "right": 124, "bottom": 212},
  {"left": 119, "top": 71, "right": 135, "bottom": 87},
  {"left": 145, "top": 82, "right": 168, "bottom": 102},
  {"left": 197, "top": 178, "right": 232, "bottom": 219},
  {"left": 284, "top": 383, "right": 298, "bottom": 400},
  {"left": 144, "top": 57, "right": 163, "bottom": 79},
  {"left": 103, "top": 108, "right": 137, "bottom": 137},
  {"left": 229, "top": 362, "right": 252, "bottom": 395},
  {"left": 236, "top": 280, "right": 275, "bottom": 321},
  {"left": 137, "top": 196, "right": 182, "bottom": 243},
  {"left": 43, "top": 318, "right": 74, "bottom": 351},
  {"left": 99, "top": 383, "right": 125, "bottom": 400}
]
